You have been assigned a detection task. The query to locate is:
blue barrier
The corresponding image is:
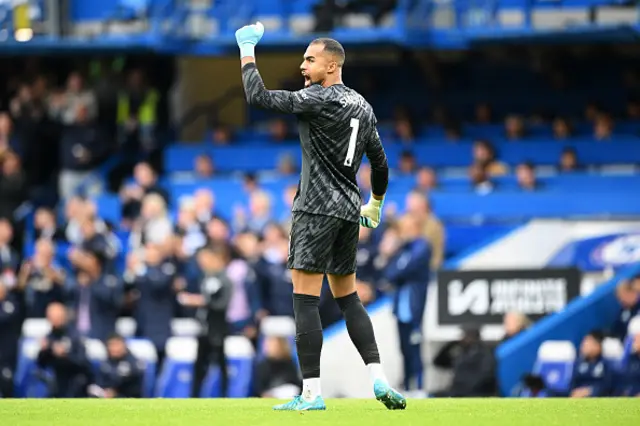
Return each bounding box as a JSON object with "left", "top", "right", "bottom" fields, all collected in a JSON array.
[
  {"left": 155, "top": 183, "right": 640, "bottom": 222},
  {"left": 496, "top": 262, "right": 640, "bottom": 396},
  {"left": 164, "top": 139, "right": 640, "bottom": 172}
]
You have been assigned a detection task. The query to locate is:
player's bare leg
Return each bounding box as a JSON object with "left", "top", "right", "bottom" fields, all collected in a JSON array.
[
  {"left": 273, "top": 269, "right": 326, "bottom": 411},
  {"left": 328, "top": 273, "right": 407, "bottom": 410}
]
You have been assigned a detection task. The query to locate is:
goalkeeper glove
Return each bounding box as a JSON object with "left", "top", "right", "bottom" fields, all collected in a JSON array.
[
  {"left": 235, "top": 21, "right": 265, "bottom": 58},
  {"left": 360, "top": 194, "right": 384, "bottom": 229}
]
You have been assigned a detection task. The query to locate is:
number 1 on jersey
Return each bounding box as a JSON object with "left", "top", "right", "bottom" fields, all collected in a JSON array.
[{"left": 344, "top": 118, "right": 359, "bottom": 167}]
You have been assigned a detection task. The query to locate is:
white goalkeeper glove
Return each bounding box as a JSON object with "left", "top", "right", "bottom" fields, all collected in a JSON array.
[{"left": 360, "top": 194, "right": 384, "bottom": 229}]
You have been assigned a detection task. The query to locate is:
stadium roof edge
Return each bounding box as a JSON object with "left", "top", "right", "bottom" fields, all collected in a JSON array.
[{"left": 1, "top": 24, "right": 639, "bottom": 55}]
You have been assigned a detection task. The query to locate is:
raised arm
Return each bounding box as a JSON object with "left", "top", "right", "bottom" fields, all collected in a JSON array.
[
  {"left": 236, "top": 21, "right": 325, "bottom": 115},
  {"left": 241, "top": 64, "right": 325, "bottom": 115}
]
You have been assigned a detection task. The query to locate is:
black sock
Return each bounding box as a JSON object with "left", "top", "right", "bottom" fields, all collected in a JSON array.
[
  {"left": 335, "top": 291, "right": 381, "bottom": 365},
  {"left": 293, "top": 293, "right": 323, "bottom": 379}
]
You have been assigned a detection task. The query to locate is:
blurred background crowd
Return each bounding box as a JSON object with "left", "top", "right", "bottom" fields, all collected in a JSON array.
[{"left": 0, "top": 0, "right": 639, "bottom": 401}]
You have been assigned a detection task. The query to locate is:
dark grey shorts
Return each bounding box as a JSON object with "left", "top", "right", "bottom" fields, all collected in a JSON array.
[{"left": 287, "top": 212, "right": 359, "bottom": 275}]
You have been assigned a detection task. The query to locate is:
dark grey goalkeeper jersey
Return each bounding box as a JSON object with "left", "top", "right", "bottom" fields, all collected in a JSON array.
[{"left": 242, "top": 63, "right": 388, "bottom": 223}]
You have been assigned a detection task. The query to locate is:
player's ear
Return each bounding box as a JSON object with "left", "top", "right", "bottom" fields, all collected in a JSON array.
[{"left": 327, "top": 60, "right": 338, "bottom": 74}]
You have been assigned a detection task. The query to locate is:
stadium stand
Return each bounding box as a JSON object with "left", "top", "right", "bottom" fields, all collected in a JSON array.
[{"left": 0, "top": 0, "right": 639, "bottom": 406}]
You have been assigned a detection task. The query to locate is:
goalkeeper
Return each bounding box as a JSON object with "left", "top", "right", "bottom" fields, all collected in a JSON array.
[{"left": 236, "top": 22, "right": 404, "bottom": 411}]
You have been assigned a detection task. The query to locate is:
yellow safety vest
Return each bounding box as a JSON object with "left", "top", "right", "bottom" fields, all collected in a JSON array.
[
  {"left": 13, "top": 2, "right": 30, "bottom": 28},
  {"left": 117, "top": 90, "right": 159, "bottom": 125}
]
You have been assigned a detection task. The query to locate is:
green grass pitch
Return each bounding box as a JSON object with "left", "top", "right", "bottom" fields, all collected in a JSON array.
[{"left": 1, "top": 398, "right": 639, "bottom": 426}]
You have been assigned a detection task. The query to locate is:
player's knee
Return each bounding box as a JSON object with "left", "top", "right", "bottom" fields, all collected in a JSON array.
[{"left": 335, "top": 290, "right": 361, "bottom": 312}]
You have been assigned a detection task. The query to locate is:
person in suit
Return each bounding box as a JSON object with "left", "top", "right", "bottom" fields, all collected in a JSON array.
[
  {"left": 0, "top": 219, "right": 19, "bottom": 274},
  {"left": 355, "top": 226, "right": 380, "bottom": 305},
  {"left": 570, "top": 331, "right": 613, "bottom": 398},
  {"left": 178, "top": 244, "right": 232, "bottom": 398},
  {"left": 254, "top": 235, "right": 294, "bottom": 318},
  {"left": 90, "top": 334, "right": 144, "bottom": 398},
  {"left": 126, "top": 243, "right": 175, "bottom": 367},
  {"left": 621, "top": 333, "right": 640, "bottom": 397},
  {"left": 0, "top": 277, "right": 25, "bottom": 397},
  {"left": 66, "top": 250, "right": 123, "bottom": 342},
  {"left": 610, "top": 280, "right": 639, "bottom": 341},
  {"left": 380, "top": 214, "right": 431, "bottom": 395},
  {"left": 254, "top": 336, "right": 301, "bottom": 398},
  {"left": 432, "top": 328, "right": 497, "bottom": 398},
  {"left": 36, "top": 303, "right": 90, "bottom": 398},
  {"left": 19, "top": 239, "right": 66, "bottom": 318}
]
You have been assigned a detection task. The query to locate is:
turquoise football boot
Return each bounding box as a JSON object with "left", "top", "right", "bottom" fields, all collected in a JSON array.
[
  {"left": 273, "top": 395, "right": 327, "bottom": 411},
  {"left": 374, "top": 380, "right": 407, "bottom": 410}
]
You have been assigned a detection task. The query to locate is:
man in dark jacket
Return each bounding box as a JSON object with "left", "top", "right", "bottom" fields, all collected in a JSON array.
[
  {"left": 58, "top": 104, "right": 109, "bottom": 199},
  {"left": 621, "top": 333, "right": 640, "bottom": 397},
  {"left": 610, "top": 280, "right": 639, "bottom": 341},
  {"left": 126, "top": 243, "right": 175, "bottom": 366},
  {"left": 90, "top": 334, "right": 144, "bottom": 398},
  {"left": 37, "top": 302, "right": 90, "bottom": 397},
  {"left": 178, "top": 244, "right": 233, "bottom": 398},
  {"left": 433, "top": 328, "right": 497, "bottom": 397},
  {"left": 254, "top": 237, "right": 293, "bottom": 318},
  {"left": 0, "top": 219, "right": 19, "bottom": 273},
  {"left": 0, "top": 152, "right": 27, "bottom": 222},
  {"left": 570, "top": 331, "right": 612, "bottom": 398},
  {"left": 381, "top": 214, "right": 431, "bottom": 394},
  {"left": 0, "top": 278, "right": 25, "bottom": 397},
  {"left": 67, "top": 250, "right": 123, "bottom": 342}
]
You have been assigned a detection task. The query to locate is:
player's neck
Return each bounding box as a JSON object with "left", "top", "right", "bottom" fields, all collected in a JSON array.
[{"left": 322, "top": 74, "right": 343, "bottom": 88}]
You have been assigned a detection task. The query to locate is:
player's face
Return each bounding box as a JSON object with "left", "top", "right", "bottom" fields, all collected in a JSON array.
[{"left": 300, "top": 43, "right": 334, "bottom": 88}]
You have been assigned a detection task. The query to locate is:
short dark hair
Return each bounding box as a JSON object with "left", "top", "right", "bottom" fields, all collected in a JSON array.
[
  {"left": 311, "top": 38, "right": 346, "bottom": 66},
  {"left": 107, "top": 333, "right": 124, "bottom": 343},
  {"left": 586, "top": 330, "right": 604, "bottom": 344},
  {"left": 519, "top": 161, "right": 535, "bottom": 171},
  {"left": 199, "top": 242, "right": 231, "bottom": 263}
]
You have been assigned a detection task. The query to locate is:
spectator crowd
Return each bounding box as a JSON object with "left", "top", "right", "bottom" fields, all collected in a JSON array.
[{"left": 0, "top": 53, "right": 638, "bottom": 401}]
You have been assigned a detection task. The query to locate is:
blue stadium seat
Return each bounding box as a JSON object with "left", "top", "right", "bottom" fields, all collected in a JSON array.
[
  {"left": 200, "top": 336, "right": 255, "bottom": 398},
  {"left": 126, "top": 338, "right": 158, "bottom": 397},
  {"left": 170, "top": 318, "right": 201, "bottom": 337},
  {"left": 384, "top": 191, "right": 640, "bottom": 221},
  {"left": 14, "top": 338, "right": 49, "bottom": 398},
  {"left": 114, "top": 0, "right": 151, "bottom": 20},
  {"left": 155, "top": 337, "right": 197, "bottom": 398},
  {"left": 85, "top": 339, "right": 107, "bottom": 375},
  {"left": 532, "top": 340, "right": 576, "bottom": 395},
  {"left": 164, "top": 139, "right": 640, "bottom": 174},
  {"left": 602, "top": 337, "right": 624, "bottom": 371},
  {"left": 95, "top": 194, "right": 122, "bottom": 225},
  {"left": 260, "top": 316, "right": 296, "bottom": 338},
  {"left": 116, "top": 317, "right": 137, "bottom": 338},
  {"left": 21, "top": 319, "right": 51, "bottom": 340},
  {"left": 257, "top": 316, "right": 297, "bottom": 362}
]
